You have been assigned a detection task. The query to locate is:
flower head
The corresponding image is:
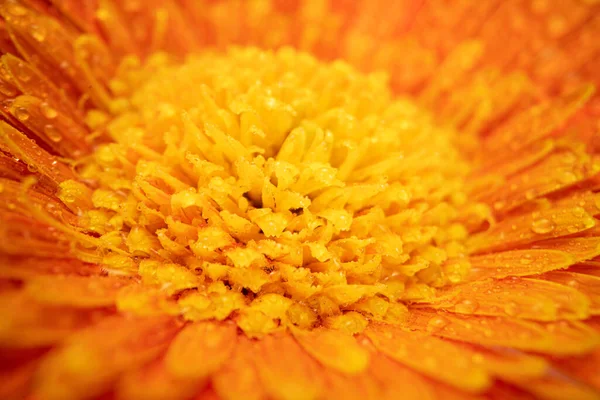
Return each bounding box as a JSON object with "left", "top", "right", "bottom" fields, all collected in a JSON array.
[{"left": 0, "top": 1, "right": 600, "bottom": 399}]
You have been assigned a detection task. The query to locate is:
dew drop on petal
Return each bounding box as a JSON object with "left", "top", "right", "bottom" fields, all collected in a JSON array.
[
  {"left": 427, "top": 315, "right": 450, "bottom": 332},
  {"left": 40, "top": 102, "right": 58, "bottom": 119},
  {"left": 519, "top": 253, "right": 534, "bottom": 265},
  {"left": 14, "top": 107, "right": 29, "bottom": 121},
  {"left": 525, "top": 189, "right": 537, "bottom": 200},
  {"left": 44, "top": 124, "right": 61, "bottom": 142},
  {"left": 493, "top": 200, "right": 505, "bottom": 210},
  {"left": 504, "top": 301, "right": 518, "bottom": 317},
  {"left": 571, "top": 206, "right": 586, "bottom": 218},
  {"left": 566, "top": 279, "right": 579, "bottom": 288},
  {"left": 454, "top": 299, "right": 478, "bottom": 314},
  {"left": 558, "top": 170, "right": 577, "bottom": 184},
  {"left": 0, "top": 84, "right": 17, "bottom": 97},
  {"left": 15, "top": 62, "right": 32, "bottom": 82},
  {"left": 30, "top": 24, "right": 47, "bottom": 42},
  {"left": 531, "top": 218, "right": 555, "bottom": 234}
]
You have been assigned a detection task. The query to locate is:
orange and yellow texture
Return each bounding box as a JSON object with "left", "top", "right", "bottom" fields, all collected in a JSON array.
[{"left": 0, "top": 0, "right": 600, "bottom": 399}]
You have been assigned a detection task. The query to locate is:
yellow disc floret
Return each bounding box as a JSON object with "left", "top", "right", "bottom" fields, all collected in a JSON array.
[{"left": 65, "top": 47, "right": 477, "bottom": 337}]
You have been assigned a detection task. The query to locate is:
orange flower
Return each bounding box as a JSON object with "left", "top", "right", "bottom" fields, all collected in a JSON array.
[{"left": 1, "top": 1, "right": 600, "bottom": 399}]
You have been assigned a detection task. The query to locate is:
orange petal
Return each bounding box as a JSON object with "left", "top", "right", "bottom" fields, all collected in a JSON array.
[
  {"left": 512, "top": 372, "right": 600, "bottom": 400},
  {"left": 570, "top": 262, "right": 600, "bottom": 278},
  {"left": 212, "top": 336, "right": 268, "bottom": 400},
  {"left": 366, "top": 350, "right": 437, "bottom": 400},
  {"left": 0, "top": 255, "right": 102, "bottom": 280},
  {"left": 483, "top": 150, "right": 600, "bottom": 214},
  {"left": 554, "top": 190, "right": 600, "bottom": 218},
  {"left": 25, "top": 275, "right": 131, "bottom": 308},
  {"left": 33, "top": 315, "right": 180, "bottom": 400},
  {"left": 0, "top": 359, "right": 37, "bottom": 400},
  {"left": 467, "top": 249, "right": 575, "bottom": 280},
  {"left": 484, "top": 83, "right": 594, "bottom": 154},
  {"left": 292, "top": 327, "right": 370, "bottom": 375},
  {"left": 417, "top": 277, "right": 590, "bottom": 321},
  {"left": 448, "top": 343, "right": 548, "bottom": 382},
  {"left": 532, "top": 236, "right": 600, "bottom": 262},
  {"left": 50, "top": 0, "right": 100, "bottom": 34},
  {"left": 0, "top": 121, "right": 75, "bottom": 186},
  {"left": 0, "top": 291, "right": 111, "bottom": 348},
  {"left": 538, "top": 271, "right": 600, "bottom": 315},
  {"left": 254, "top": 333, "right": 325, "bottom": 400},
  {"left": 554, "top": 348, "right": 600, "bottom": 391},
  {"left": 321, "top": 368, "right": 382, "bottom": 400},
  {"left": 364, "top": 323, "right": 491, "bottom": 393},
  {"left": 8, "top": 94, "right": 90, "bottom": 157},
  {"left": 407, "top": 309, "right": 600, "bottom": 356},
  {"left": 2, "top": 53, "right": 81, "bottom": 122},
  {"left": 116, "top": 360, "right": 201, "bottom": 400},
  {"left": 164, "top": 321, "right": 237, "bottom": 380},
  {"left": 479, "top": 138, "right": 555, "bottom": 178},
  {"left": 0, "top": 1, "right": 81, "bottom": 97},
  {"left": 468, "top": 206, "right": 595, "bottom": 254}
]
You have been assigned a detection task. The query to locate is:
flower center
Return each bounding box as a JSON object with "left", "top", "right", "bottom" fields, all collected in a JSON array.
[{"left": 63, "top": 47, "right": 476, "bottom": 336}]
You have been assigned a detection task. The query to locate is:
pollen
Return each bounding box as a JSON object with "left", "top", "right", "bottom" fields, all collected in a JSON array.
[{"left": 69, "top": 47, "right": 479, "bottom": 336}]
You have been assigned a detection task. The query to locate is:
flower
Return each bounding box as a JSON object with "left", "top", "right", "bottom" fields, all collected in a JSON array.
[{"left": 0, "top": 0, "right": 599, "bottom": 399}]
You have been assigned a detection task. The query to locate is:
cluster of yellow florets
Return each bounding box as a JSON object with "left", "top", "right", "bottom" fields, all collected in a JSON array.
[{"left": 58, "top": 47, "right": 477, "bottom": 336}]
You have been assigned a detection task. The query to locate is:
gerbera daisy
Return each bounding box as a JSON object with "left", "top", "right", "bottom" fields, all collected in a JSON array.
[{"left": 1, "top": 0, "right": 600, "bottom": 399}]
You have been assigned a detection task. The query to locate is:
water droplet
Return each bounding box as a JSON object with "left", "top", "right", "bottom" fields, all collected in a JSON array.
[
  {"left": 519, "top": 254, "right": 534, "bottom": 265},
  {"left": 531, "top": 218, "right": 555, "bottom": 234},
  {"left": 13, "top": 107, "right": 29, "bottom": 121},
  {"left": 0, "top": 83, "right": 17, "bottom": 97},
  {"left": 30, "top": 24, "right": 47, "bottom": 42},
  {"left": 44, "top": 124, "right": 61, "bottom": 142},
  {"left": 558, "top": 171, "right": 577, "bottom": 184},
  {"left": 40, "top": 102, "right": 58, "bottom": 119},
  {"left": 427, "top": 315, "right": 450, "bottom": 333},
  {"left": 455, "top": 299, "right": 478, "bottom": 314},
  {"left": 15, "top": 63, "right": 32, "bottom": 82},
  {"left": 27, "top": 164, "right": 38, "bottom": 173},
  {"left": 566, "top": 279, "right": 579, "bottom": 288},
  {"left": 572, "top": 207, "right": 586, "bottom": 218},
  {"left": 493, "top": 200, "right": 505, "bottom": 210},
  {"left": 504, "top": 302, "right": 518, "bottom": 316},
  {"left": 525, "top": 189, "right": 537, "bottom": 200}
]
